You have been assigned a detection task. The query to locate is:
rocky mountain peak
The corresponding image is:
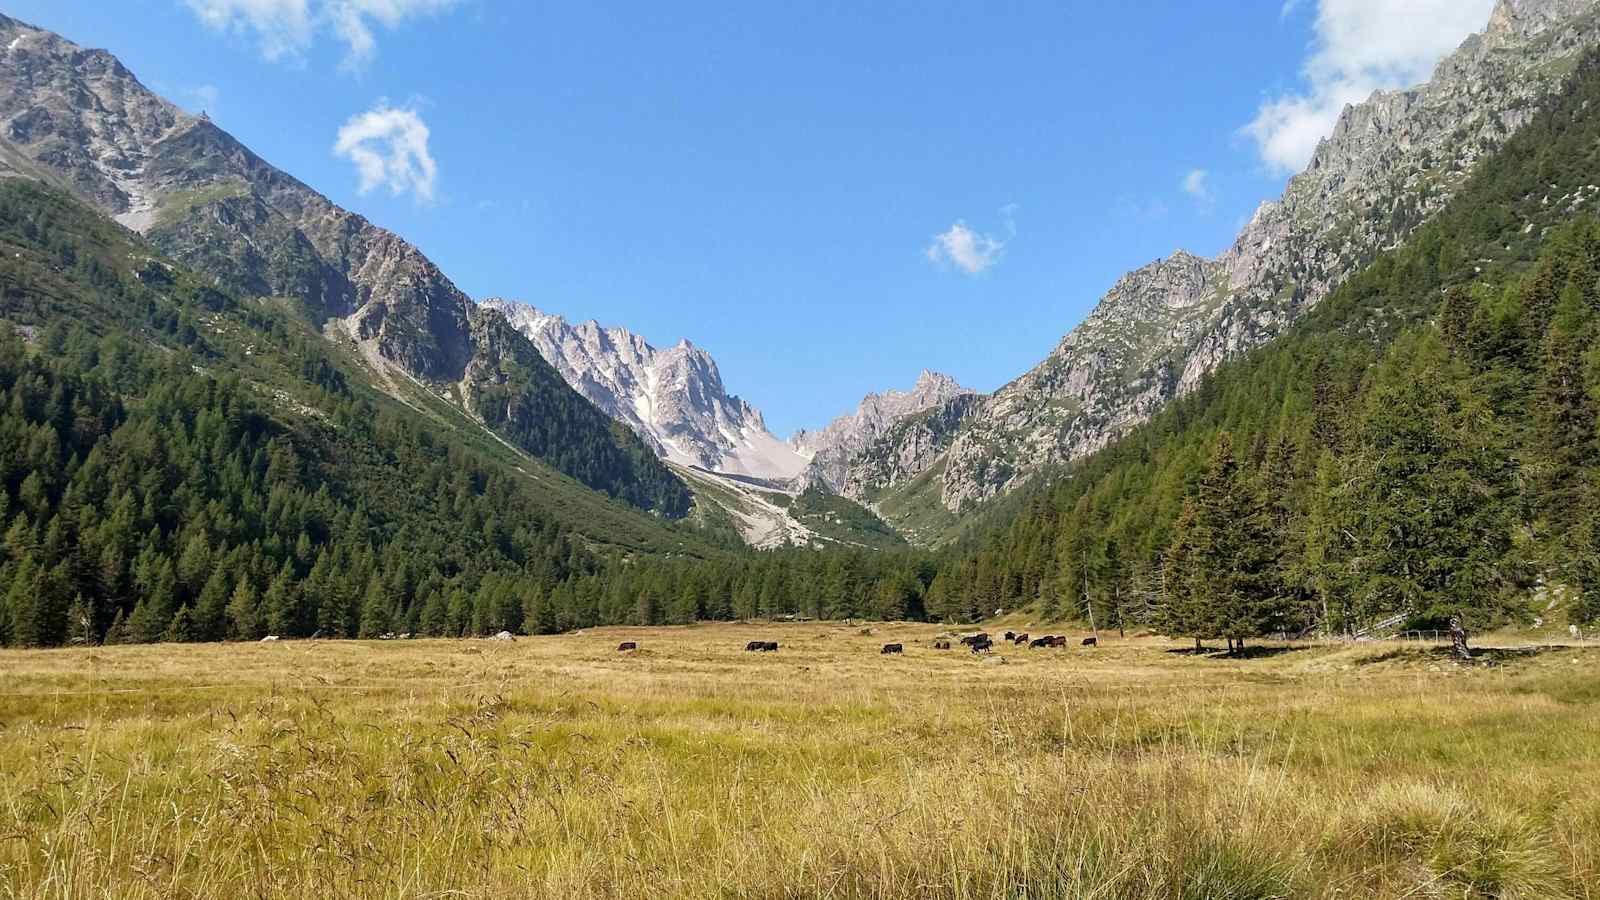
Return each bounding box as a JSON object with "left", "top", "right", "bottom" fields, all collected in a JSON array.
[{"left": 483, "top": 298, "right": 808, "bottom": 481}]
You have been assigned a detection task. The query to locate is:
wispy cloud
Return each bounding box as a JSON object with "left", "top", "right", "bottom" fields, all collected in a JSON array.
[
  {"left": 926, "top": 209, "right": 1015, "bottom": 276},
  {"left": 183, "top": 0, "right": 459, "bottom": 68},
  {"left": 1244, "top": 0, "right": 1496, "bottom": 174},
  {"left": 334, "top": 100, "right": 438, "bottom": 203},
  {"left": 189, "top": 84, "right": 221, "bottom": 114},
  {"left": 1181, "top": 169, "right": 1212, "bottom": 203}
]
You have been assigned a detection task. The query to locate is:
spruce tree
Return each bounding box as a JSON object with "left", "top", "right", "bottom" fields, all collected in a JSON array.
[{"left": 228, "top": 579, "right": 262, "bottom": 640}]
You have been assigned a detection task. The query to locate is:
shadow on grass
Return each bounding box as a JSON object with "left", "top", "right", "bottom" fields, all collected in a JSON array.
[
  {"left": 1163, "top": 645, "right": 1314, "bottom": 660},
  {"left": 1355, "top": 644, "right": 1596, "bottom": 667}
]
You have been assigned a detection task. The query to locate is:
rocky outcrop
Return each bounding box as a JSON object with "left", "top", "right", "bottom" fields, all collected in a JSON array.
[
  {"left": 484, "top": 299, "right": 809, "bottom": 481},
  {"left": 791, "top": 370, "right": 975, "bottom": 496},
  {"left": 933, "top": 0, "right": 1600, "bottom": 511},
  {"left": 841, "top": 392, "right": 984, "bottom": 500}
]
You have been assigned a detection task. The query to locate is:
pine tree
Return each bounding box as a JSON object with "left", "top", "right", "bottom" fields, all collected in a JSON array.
[
  {"left": 228, "top": 578, "right": 262, "bottom": 640},
  {"left": 66, "top": 592, "right": 94, "bottom": 644},
  {"left": 1185, "top": 433, "right": 1289, "bottom": 651},
  {"left": 164, "top": 604, "right": 197, "bottom": 643},
  {"left": 263, "top": 560, "right": 301, "bottom": 637},
  {"left": 358, "top": 574, "right": 391, "bottom": 638},
  {"left": 1533, "top": 278, "right": 1596, "bottom": 532},
  {"left": 1159, "top": 500, "right": 1206, "bottom": 648}
]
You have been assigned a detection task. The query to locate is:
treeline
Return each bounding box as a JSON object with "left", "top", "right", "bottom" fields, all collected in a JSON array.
[{"left": 940, "top": 45, "right": 1600, "bottom": 640}]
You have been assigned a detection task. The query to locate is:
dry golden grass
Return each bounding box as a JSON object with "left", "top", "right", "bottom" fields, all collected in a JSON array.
[{"left": 2, "top": 623, "right": 1598, "bottom": 899}]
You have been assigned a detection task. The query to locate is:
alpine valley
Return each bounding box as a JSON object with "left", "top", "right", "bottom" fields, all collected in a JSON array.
[{"left": 3, "top": 0, "right": 1600, "bottom": 646}]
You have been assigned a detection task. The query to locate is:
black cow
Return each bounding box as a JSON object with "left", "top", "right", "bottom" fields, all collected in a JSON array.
[
  {"left": 969, "top": 637, "right": 994, "bottom": 654},
  {"left": 1029, "top": 636, "right": 1051, "bottom": 649},
  {"left": 881, "top": 643, "right": 904, "bottom": 655},
  {"left": 958, "top": 633, "right": 990, "bottom": 647},
  {"left": 617, "top": 641, "right": 638, "bottom": 651},
  {"left": 745, "top": 640, "right": 777, "bottom": 652},
  {"left": 1081, "top": 637, "right": 1097, "bottom": 647},
  {"left": 1004, "top": 631, "right": 1016, "bottom": 642}
]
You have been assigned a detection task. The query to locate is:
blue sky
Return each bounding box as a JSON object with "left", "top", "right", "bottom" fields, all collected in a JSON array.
[{"left": 11, "top": 0, "right": 1495, "bottom": 435}]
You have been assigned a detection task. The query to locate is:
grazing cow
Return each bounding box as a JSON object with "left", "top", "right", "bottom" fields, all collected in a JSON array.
[
  {"left": 969, "top": 637, "right": 994, "bottom": 654},
  {"left": 1029, "top": 636, "right": 1051, "bottom": 649},
  {"left": 1004, "top": 631, "right": 1016, "bottom": 642},
  {"left": 1081, "top": 637, "right": 1097, "bottom": 647},
  {"left": 958, "top": 633, "right": 990, "bottom": 647},
  {"left": 1050, "top": 636, "right": 1069, "bottom": 648},
  {"left": 617, "top": 641, "right": 639, "bottom": 652},
  {"left": 881, "top": 643, "right": 904, "bottom": 655},
  {"left": 1013, "top": 633, "right": 1030, "bottom": 645},
  {"left": 745, "top": 640, "right": 765, "bottom": 652}
]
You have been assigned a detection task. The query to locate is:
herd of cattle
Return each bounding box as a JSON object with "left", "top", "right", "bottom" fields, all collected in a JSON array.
[{"left": 613, "top": 631, "right": 1098, "bottom": 655}]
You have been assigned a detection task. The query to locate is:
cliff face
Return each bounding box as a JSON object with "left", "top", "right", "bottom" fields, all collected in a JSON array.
[
  {"left": 931, "top": 0, "right": 1600, "bottom": 511},
  {"left": 790, "top": 370, "right": 976, "bottom": 496}
]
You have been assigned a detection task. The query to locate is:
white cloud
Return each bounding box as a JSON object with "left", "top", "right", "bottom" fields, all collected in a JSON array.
[
  {"left": 926, "top": 213, "right": 1013, "bottom": 276},
  {"left": 1181, "top": 169, "right": 1212, "bottom": 202},
  {"left": 184, "top": 0, "right": 458, "bottom": 68},
  {"left": 190, "top": 84, "right": 221, "bottom": 114},
  {"left": 334, "top": 101, "right": 438, "bottom": 202},
  {"left": 1244, "top": 0, "right": 1496, "bottom": 174}
]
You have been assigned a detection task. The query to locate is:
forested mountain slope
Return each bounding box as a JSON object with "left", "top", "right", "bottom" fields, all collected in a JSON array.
[
  {"left": 928, "top": 45, "right": 1600, "bottom": 637},
  {"left": 862, "top": 0, "right": 1600, "bottom": 538},
  {"left": 0, "top": 180, "right": 943, "bottom": 645},
  {"left": 0, "top": 13, "right": 688, "bottom": 516}
]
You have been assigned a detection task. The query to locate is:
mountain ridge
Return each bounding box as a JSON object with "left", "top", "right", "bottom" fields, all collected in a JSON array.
[
  {"left": 905, "top": 0, "right": 1600, "bottom": 515},
  {"left": 0, "top": 11, "right": 691, "bottom": 515}
]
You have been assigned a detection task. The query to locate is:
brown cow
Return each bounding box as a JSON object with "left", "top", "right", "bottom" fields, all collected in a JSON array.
[
  {"left": 933, "top": 640, "right": 951, "bottom": 650},
  {"left": 1013, "top": 633, "right": 1030, "bottom": 645}
]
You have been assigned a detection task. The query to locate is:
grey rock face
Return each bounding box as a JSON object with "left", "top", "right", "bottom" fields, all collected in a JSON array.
[
  {"left": 483, "top": 299, "right": 809, "bottom": 481},
  {"left": 935, "top": 0, "right": 1600, "bottom": 511},
  {"left": 0, "top": 12, "right": 476, "bottom": 382},
  {"left": 792, "top": 370, "right": 976, "bottom": 496}
]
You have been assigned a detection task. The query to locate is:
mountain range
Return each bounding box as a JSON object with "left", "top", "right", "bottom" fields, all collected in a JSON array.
[{"left": 1, "top": 0, "right": 1598, "bottom": 552}]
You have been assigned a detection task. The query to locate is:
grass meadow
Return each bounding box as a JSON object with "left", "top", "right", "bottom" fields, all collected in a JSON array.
[{"left": 2, "top": 622, "right": 1598, "bottom": 899}]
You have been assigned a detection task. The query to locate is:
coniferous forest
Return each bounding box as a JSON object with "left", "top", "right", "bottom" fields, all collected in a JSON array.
[
  {"left": 6, "top": 49, "right": 1600, "bottom": 649},
  {"left": 939, "top": 49, "right": 1600, "bottom": 640}
]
